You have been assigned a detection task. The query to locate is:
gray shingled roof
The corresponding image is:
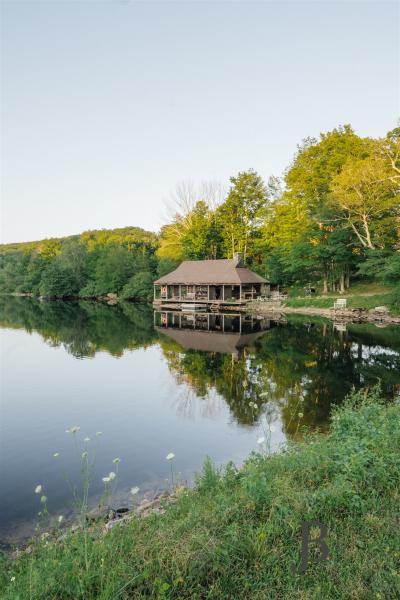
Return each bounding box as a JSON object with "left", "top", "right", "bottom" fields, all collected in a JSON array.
[{"left": 154, "top": 259, "right": 267, "bottom": 285}]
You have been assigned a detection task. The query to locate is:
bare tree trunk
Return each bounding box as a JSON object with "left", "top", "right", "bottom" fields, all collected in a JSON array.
[
  {"left": 362, "top": 214, "right": 374, "bottom": 249},
  {"left": 339, "top": 272, "right": 345, "bottom": 293},
  {"left": 323, "top": 275, "right": 328, "bottom": 294}
]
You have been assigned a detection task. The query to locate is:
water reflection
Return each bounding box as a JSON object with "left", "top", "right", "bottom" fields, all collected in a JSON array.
[
  {"left": 154, "top": 310, "right": 273, "bottom": 357},
  {"left": 1, "top": 297, "right": 399, "bottom": 544},
  {"left": 1, "top": 297, "right": 399, "bottom": 434}
]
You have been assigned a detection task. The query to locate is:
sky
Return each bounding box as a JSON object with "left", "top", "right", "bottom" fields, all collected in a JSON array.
[{"left": 1, "top": 0, "right": 399, "bottom": 244}]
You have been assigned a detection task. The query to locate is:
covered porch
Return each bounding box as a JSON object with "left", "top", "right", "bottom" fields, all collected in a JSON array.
[{"left": 154, "top": 283, "right": 269, "bottom": 303}]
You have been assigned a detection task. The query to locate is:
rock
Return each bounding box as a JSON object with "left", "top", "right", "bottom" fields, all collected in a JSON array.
[
  {"left": 114, "top": 507, "right": 130, "bottom": 518},
  {"left": 136, "top": 499, "right": 161, "bottom": 514},
  {"left": 86, "top": 506, "right": 113, "bottom": 522},
  {"left": 373, "top": 306, "right": 389, "bottom": 313}
]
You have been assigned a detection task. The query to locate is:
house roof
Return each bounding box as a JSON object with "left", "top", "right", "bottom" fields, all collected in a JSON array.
[
  {"left": 154, "top": 259, "right": 267, "bottom": 285},
  {"left": 156, "top": 328, "right": 267, "bottom": 354}
]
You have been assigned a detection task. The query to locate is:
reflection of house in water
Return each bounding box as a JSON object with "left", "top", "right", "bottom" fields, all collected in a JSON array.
[{"left": 154, "top": 311, "right": 274, "bottom": 357}]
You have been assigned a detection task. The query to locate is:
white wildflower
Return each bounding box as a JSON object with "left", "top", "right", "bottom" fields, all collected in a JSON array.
[
  {"left": 58, "top": 515, "right": 64, "bottom": 524},
  {"left": 65, "top": 426, "right": 80, "bottom": 434},
  {"left": 81, "top": 451, "right": 88, "bottom": 459},
  {"left": 112, "top": 458, "right": 121, "bottom": 464},
  {"left": 35, "top": 485, "right": 42, "bottom": 494},
  {"left": 166, "top": 453, "right": 175, "bottom": 461},
  {"left": 108, "top": 471, "right": 116, "bottom": 480},
  {"left": 102, "top": 477, "right": 110, "bottom": 483},
  {"left": 10, "top": 576, "right": 15, "bottom": 582},
  {"left": 298, "top": 412, "right": 304, "bottom": 418},
  {"left": 40, "top": 495, "right": 47, "bottom": 504},
  {"left": 130, "top": 486, "right": 140, "bottom": 496}
]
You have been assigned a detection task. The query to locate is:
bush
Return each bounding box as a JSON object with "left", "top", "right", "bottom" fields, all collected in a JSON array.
[
  {"left": 121, "top": 271, "right": 153, "bottom": 301},
  {"left": 390, "top": 285, "right": 400, "bottom": 311}
]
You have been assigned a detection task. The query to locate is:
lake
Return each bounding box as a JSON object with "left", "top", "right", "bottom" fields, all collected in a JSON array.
[{"left": 1, "top": 297, "right": 399, "bottom": 547}]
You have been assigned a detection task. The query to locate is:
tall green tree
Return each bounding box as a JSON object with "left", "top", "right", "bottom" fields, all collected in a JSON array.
[{"left": 218, "top": 170, "right": 267, "bottom": 262}]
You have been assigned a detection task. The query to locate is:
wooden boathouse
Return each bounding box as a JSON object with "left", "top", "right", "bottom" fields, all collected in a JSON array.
[{"left": 153, "top": 253, "right": 269, "bottom": 309}]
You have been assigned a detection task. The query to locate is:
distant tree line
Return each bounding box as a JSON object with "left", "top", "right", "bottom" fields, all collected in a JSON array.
[
  {"left": 0, "top": 228, "right": 161, "bottom": 301},
  {"left": 0, "top": 125, "right": 399, "bottom": 302}
]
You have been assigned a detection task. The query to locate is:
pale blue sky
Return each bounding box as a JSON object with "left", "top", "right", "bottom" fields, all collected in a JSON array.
[{"left": 1, "top": 1, "right": 399, "bottom": 243}]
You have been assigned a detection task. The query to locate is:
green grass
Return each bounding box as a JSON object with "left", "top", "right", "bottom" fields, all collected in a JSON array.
[
  {"left": 1, "top": 388, "right": 399, "bottom": 599},
  {"left": 287, "top": 282, "right": 395, "bottom": 299},
  {"left": 285, "top": 293, "right": 395, "bottom": 311}
]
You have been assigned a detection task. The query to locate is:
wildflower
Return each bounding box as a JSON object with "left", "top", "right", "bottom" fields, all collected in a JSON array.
[
  {"left": 130, "top": 486, "right": 140, "bottom": 495},
  {"left": 113, "top": 458, "right": 121, "bottom": 464},
  {"left": 269, "top": 424, "right": 276, "bottom": 433},
  {"left": 298, "top": 412, "right": 304, "bottom": 418},
  {"left": 102, "top": 477, "right": 110, "bottom": 483},
  {"left": 108, "top": 471, "right": 116, "bottom": 480},
  {"left": 40, "top": 495, "right": 47, "bottom": 504},
  {"left": 84, "top": 437, "right": 90, "bottom": 443},
  {"left": 35, "top": 485, "right": 42, "bottom": 494},
  {"left": 95, "top": 431, "right": 103, "bottom": 436},
  {"left": 166, "top": 453, "right": 175, "bottom": 461},
  {"left": 53, "top": 453, "right": 59, "bottom": 458},
  {"left": 58, "top": 515, "right": 64, "bottom": 524},
  {"left": 65, "top": 426, "right": 80, "bottom": 434},
  {"left": 10, "top": 576, "right": 15, "bottom": 582},
  {"left": 81, "top": 451, "right": 88, "bottom": 459},
  {"left": 257, "top": 437, "right": 265, "bottom": 445}
]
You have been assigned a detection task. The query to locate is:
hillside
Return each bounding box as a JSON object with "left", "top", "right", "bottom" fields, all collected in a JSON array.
[{"left": 0, "top": 226, "right": 158, "bottom": 255}]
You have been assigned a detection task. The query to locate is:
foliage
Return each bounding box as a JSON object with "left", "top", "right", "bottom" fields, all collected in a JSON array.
[
  {"left": 0, "top": 227, "right": 158, "bottom": 300},
  {"left": 121, "top": 271, "right": 154, "bottom": 301},
  {"left": 216, "top": 169, "right": 267, "bottom": 262},
  {"left": 1, "top": 390, "right": 399, "bottom": 599},
  {"left": 0, "top": 125, "right": 399, "bottom": 299}
]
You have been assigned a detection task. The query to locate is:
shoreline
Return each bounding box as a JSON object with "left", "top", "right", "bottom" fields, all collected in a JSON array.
[
  {"left": 2, "top": 394, "right": 399, "bottom": 599},
  {"left": 8, "top": 293, "right": 400, "bottom": 324},
  {"left": 246, "top": 303, "right": 400, "bottom": 325}
]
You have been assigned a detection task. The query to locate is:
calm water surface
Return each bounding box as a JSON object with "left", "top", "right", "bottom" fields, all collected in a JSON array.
[{"left": 1, "top": 297, "right": 399, "bottom": 545}]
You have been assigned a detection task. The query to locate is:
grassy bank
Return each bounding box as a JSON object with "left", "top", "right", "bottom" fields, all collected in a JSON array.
[
  {"left": 1, "top": 388, "right": 399, "bottom": 599},
  {"left": 284, "top": 283, "right": 399, "bottom": 314}
]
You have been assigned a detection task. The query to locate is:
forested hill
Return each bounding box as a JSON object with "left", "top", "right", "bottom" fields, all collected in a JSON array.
[
  {"left": 0, "top": 226, "right": 157, "bottom": 255},
  {"left": 0, "top": 226, "right": 163, "bottom": 301},
  {"left": 1, "top": 124, "right": 399, "bottom": 303}
]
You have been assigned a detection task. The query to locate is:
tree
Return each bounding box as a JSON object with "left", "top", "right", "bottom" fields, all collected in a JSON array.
[
  {"left": 218, "top": 169, "right": 267, "bottom": 262},
  {"left": 39, "top": 261, "right": 78, "bottom": 297},
  {"left": 331, "top": 151, "right": 399, "bottom": 250},
  {"left": 121, "top": 272, "right": 154, "bottom": 301}
]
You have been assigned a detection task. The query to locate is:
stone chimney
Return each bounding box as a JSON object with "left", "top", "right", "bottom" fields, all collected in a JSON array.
[{"left": 233, "top": 252, "right": 244, "bottom": 266}]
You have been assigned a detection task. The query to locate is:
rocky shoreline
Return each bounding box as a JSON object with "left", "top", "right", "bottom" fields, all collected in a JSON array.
[
  {"left": 246, "top": 302, "right": 400, "bottom": 325},
  {"left": 8, "top": 487, "right": 184, "bottom": 561}
]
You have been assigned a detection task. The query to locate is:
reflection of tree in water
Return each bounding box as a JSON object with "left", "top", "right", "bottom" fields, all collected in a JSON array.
[
  {"left": 158, "top": 318, "right": 400, "bottom": 435},
  {"left": 158, "top": 335, "right": 280, "bottom": 427},
  {"left": 170, "top": 386, "right": 226, "bottom": 421},
  {"left": 1, "top": 298, "right": 399, "bottom": 436},
  {"left": 0, "top": 296, "right": 156, "bottom": 358}
]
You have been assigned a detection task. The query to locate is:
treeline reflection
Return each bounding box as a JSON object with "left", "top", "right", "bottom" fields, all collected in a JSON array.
[{"left": 1, "top": 297, "right": 399, "bottom": 434}]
